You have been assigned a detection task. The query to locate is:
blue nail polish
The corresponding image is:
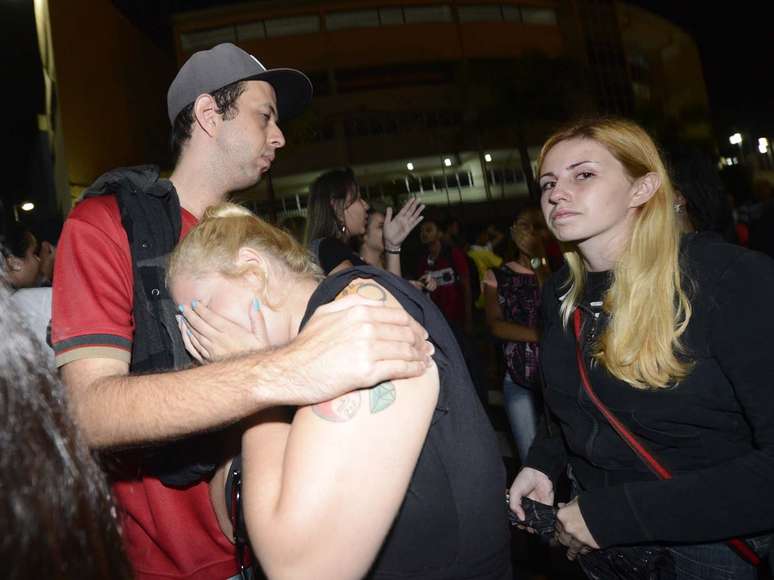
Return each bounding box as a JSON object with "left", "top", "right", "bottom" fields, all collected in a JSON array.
[
  {"left": 253, "top": 297, "right": 261, "bottom": 311},
  {"left": 178, "top": 304, "right": 184, "bottom": 313},
  {"left": 191, "top": 299, "right": 199, "bottom": 308}
]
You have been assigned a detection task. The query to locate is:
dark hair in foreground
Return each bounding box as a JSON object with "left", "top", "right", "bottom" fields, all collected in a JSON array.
[
  {"left": 0, "top": 282, "right": 131, "bottom": 579},
  {"left": 170, "top": 80, "right": 247, "bottom": 163},
  {"left": 305, "top": 167, "right": 358, "bottom": 243}
]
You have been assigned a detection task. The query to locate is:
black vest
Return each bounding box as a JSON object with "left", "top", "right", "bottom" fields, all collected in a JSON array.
[
  {"left": 83, "top": 165, "right": 220, "bottom": 486},
  {"left": 84, "top": 165, "right": 188, "bottom": 373}
]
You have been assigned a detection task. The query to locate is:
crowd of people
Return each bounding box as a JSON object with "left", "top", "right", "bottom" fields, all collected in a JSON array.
[{"left": 2, "top": 41, "right": 774, "bottom": 580}]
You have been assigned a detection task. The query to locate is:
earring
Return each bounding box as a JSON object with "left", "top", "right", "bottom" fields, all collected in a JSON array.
[{"left": 673, "top": 203, "right": 685, "bottom": 214}]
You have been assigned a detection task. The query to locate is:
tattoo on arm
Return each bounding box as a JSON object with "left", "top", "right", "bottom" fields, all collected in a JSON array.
[
  {"left": 312, "top": 392, "right": 362, "bottom": 422},
  {"left": 370, "top": 381, "right": 396, "bottom": 413},
  {"left": 313, "top": 281, "right": 396, "bottom": 422},
  {"left": 337, "top": 281, "right": 388, "bottom": 302},
  {"left": 312, "top": 381, "right": 397, "bottom": 422},
  {"left": 355, "top": 283, "right": 387, "bottom": 302}
]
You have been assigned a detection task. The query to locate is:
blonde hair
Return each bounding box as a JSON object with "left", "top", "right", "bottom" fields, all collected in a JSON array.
[
  {"left": 167, "top": 203, "right": 322, "bottom": 302},
  {"left": 540, "top": 118, "right": 693, "bottom": 389}
]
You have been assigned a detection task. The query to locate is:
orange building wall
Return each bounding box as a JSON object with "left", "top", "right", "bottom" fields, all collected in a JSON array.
[
  {"left": 49, "top": 0, "right": 175, "bottom": 195},
  {"left": 173, "top": 0, "right": 563, "bottom": 72}
]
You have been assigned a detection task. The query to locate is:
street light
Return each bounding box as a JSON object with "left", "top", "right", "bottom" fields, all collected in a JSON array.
[
  {"left": 484, "top": 153, "right": 492, "bottom": 163},
  {"left": 406, "top": 162, "right": 414, "bottom": 171},
  {"left": 12, "top": 201, "right": 35, "bottom": 221},
  {"left": 729, "top": 133, "right": 746, "bottom": 165},
  {"left": 759, "top": 138, "right": 772, "bottom": 168},
  {"left": 443, "top": 157, "right": 452, "bottom": 167}
]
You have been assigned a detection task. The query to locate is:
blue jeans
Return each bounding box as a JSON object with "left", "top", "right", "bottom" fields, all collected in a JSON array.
[
  {"left": 577, "top": 535, "right": 771, "bottom": 580},
  {"left": 665, "top": 534, "right": 771, "bottom": 580},
  {"left": 503, "top": 374, "right": 539, "bottom": 463}
]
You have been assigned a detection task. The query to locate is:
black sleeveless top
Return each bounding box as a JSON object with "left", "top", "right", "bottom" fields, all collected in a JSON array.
[{"left": 299, "top": 266, "right": 511, "bottom": 579}]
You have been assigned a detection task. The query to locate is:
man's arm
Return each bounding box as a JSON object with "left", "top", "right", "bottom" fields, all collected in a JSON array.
[
  {"left": 63, "top": 355, "right": 272, "bottom": 448},
  {"left": 241, "top": 279, "right": 439, "bottom": 580},
  {"left": 63, "top": 294, "right": 432, "bottom": 448}
]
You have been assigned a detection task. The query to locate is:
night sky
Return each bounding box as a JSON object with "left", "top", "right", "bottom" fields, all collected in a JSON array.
[{"left": 632, "top": 0, "right": 774, "bottom": 139}]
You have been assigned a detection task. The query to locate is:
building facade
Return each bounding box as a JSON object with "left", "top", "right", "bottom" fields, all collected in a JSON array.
[
  {"left": 38, "top": 0, "right": 713, "bottom": 222},
  {"left": 170, "top": 0, "right": 713, "bottom": 220}
]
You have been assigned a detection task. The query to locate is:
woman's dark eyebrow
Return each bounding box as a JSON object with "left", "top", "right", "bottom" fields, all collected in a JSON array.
[{"left": 540, "top": 160, "right": 600, "bottom": 180}]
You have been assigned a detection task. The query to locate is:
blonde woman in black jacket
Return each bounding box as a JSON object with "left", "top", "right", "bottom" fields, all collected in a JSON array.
[{"left": 509, "top": 118, "right": 773, "bottom": 579}]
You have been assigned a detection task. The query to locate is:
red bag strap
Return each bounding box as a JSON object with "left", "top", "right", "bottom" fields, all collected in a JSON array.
[{"left": 572, "top": 308, "right": 760, "bottom": 566}]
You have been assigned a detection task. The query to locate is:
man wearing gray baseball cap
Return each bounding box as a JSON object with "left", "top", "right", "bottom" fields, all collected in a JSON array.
[
  {"left": 52, "top": 43, "right": 432, "bottom": 580},
  {"left": 167, "top": 42, "right": 312, "bottom": 125}
]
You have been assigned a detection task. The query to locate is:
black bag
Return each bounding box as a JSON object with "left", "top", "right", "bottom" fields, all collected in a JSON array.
[{"left": 512, "top": 497, "right": 674, "bottom": 580}]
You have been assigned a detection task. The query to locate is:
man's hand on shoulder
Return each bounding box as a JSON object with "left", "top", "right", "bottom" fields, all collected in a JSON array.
[{"left": 277, "top": 282, "right": 433, "bottom": 405}]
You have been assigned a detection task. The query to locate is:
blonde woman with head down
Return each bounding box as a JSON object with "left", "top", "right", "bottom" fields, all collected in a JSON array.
[
  {"left": 508, "top": 118, "right": 774, "bottom": 578},
  {"left": 167, "top": 204, "right": 510, "bottom": 580}
]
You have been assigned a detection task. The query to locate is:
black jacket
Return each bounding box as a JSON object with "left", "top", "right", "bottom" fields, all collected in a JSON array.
[
  {"left": 526, "top": 233, "right": 774, "bottom": 548},
  {"left": 83, "top": 166, "right": 219, "bottom": 486}
]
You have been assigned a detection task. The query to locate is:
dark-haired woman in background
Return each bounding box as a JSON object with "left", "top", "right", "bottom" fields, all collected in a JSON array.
[
  {"left": 483, "top": 203, "right": 550, "bottom": 463},
  {"left": 306, "top": 167, "right": 424, "bottom": 276}
]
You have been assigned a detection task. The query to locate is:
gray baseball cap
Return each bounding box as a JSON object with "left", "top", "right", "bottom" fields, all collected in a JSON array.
[{"left": 166, "top": 42, "right": 313, "bottom": 125}]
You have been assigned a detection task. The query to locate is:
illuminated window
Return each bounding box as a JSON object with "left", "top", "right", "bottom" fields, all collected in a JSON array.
[
  {"left": 237, "top": 21, "right": 266, "bottom": 41},
  {"left": 488, "top": 167, "right": 525, "bottom": 185},
  {"left": 264, "top": 15, "right": 320, "bottom": 38},
  {"left": 521, "top": 7, "right": 557, "bottom": 25},
  {"left": 458, "top": 5, "right": 503, "bottom": 23},
  {"left": 379, "top": 7, "right": 404, "bottom": 25},
  {"left": 326, "top": 9, "right": 380, "bottom": 31},
  {"left": 502, "top": 5, "right": 522, "bottom": 23},
  {"left": 181, "top": 27, "right": 236, "bottom": 52},
  {"left": 404, "top": 5, "right": 453, "bottom": 24}
]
